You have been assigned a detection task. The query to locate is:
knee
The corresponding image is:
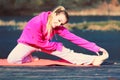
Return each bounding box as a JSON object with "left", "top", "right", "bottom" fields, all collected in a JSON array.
[
  {"left": 7, "top": 56, "right": 14, "bottom": 63},
  {"left": 7, "top": 56, "right": 22, "bottom": 64},
  {"left": 7, "top": 57, "right": 14, "bottom": 63}
]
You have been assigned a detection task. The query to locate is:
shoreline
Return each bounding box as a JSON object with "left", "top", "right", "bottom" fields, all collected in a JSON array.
[
  {"left": 68, "top": 10, "right": 120, "bottom": 16},
  {"left": 0, "top": 19, "right": 120, "bottom": 31}
]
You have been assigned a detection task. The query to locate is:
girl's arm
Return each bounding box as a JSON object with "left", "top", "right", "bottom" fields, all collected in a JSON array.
[{"left": 55, "top": 26, "right": 101, "bottom": 53}]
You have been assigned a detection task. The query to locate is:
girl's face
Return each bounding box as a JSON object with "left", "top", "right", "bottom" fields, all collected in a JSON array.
[{"left": 51, "top": 13, "right": 67, "bottom": 28}]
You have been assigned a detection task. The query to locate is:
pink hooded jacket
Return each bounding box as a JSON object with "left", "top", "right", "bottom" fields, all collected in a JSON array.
[{"left": 18, "top": 11, "right": 100, "bottom": 53}]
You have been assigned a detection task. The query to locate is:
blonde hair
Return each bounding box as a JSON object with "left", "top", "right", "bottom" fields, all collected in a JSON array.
[{"left": 46, "top": 6, "right": 69, "bottom": 38}]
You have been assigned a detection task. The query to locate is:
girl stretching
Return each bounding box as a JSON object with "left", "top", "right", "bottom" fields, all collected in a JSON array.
[{"left": 7, "top": 6, "right": 109, "bottom": 66}]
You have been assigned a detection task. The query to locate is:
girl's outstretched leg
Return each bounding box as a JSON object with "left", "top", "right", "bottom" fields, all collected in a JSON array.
[{"left": 51, "top": 47, "right": 107, "bottom": 65}]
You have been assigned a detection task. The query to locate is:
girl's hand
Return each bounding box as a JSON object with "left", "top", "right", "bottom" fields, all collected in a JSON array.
[
  {"left": 93, "top": 48, "right": 109, "bottom": 66},
  {"left": 99, "top": 48, "right": 109, "bottom": 59}
]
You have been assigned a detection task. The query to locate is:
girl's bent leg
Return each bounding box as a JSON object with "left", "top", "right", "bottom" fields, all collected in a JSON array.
[{"left": 7, "top": 43, "right": 37, "bottom": 64}]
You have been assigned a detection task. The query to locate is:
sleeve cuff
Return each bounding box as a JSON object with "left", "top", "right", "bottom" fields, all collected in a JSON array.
[{"left": 92, "top": 45, "right": 101, "bottom": 53}]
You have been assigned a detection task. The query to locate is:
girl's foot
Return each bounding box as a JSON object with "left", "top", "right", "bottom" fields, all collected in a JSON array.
[{"left": 92, "top": 51, "right": 109, "bottom": 66}]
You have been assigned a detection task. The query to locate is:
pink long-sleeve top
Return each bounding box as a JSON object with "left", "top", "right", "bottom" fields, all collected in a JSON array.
[{"left": 18, "top": 11, "right": 100, "bottom": 53}]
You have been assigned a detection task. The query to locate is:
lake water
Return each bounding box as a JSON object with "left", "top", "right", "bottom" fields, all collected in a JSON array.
[
  {"left": 0, "top": 27, "right": 120, "bottom": 61},
  {"left": 0, "top": 16, "right": 120, "bottom": 80},
  {"left": 0, "top": 64, "right": 120, "bottom": 80}
]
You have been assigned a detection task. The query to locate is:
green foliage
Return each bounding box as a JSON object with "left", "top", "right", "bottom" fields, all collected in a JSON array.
[{"left": 69, "top": 20, "right": 120, "bottom": 31}]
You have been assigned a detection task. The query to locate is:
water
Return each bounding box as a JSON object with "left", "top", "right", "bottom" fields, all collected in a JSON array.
[
  {"left": 0, "top": 27, "right": 120, "bottom": 61},
  {"left": 0, "top": 27, "right": 120, "bottom": 80},
  {"left": 0, "top": 16, "right": 120, "bottom": 80},
  {"left": 0, "top": 64, "right": 120, "bottom": 80}
]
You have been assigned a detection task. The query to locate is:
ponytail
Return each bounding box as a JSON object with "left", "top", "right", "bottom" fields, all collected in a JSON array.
[{"left": 52, "top": 6, "right": 65, "bottom": 13}]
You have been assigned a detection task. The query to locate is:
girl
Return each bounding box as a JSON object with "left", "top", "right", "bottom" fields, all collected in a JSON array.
[{"left": 7, "top": 6, "right": 109, "bottom": 66}]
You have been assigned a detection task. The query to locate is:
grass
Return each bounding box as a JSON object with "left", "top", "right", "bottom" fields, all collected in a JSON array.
[
  {"left": 0, "top": 19, "right": 120, "bottom": 31},
  {"left": 66, "top": 20, "right": 120, "bottom": 31}
]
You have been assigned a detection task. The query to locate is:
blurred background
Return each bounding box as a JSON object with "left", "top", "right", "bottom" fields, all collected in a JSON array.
[
  {"left": 0, "top": 0, "right": 120, "bottom": 16},
  {"left": 0, "top": 0, "right": 120, "bottom": 62}
]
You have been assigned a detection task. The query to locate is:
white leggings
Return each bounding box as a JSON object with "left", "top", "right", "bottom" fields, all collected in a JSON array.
[
  {"left": 7, "top": 43, "right": 97, "bottom": 65},
  {"left": 7, "top": 43, "right": 38, "bottom": 64}
]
